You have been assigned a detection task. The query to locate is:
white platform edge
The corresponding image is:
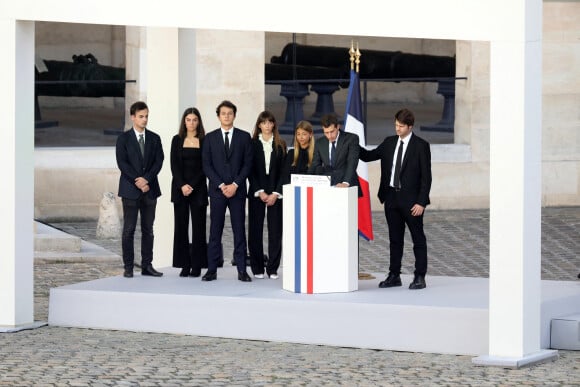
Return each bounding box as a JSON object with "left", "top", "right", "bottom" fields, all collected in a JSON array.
[
  {"left": 48, "top": 268, "right": 580, "bottom": 356},
  {"left": 472, "top": 349, "right": 559, "bottom": 369}
]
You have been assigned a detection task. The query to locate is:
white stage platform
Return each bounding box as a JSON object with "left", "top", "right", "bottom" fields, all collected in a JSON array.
[{"left": 48, "top": 267, "right": 580, "bottom": 355}]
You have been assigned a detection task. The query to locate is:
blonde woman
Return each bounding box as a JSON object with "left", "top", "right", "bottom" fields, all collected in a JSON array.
[{"left": 282, "top": 120, "right": 315, "bottom": 184}]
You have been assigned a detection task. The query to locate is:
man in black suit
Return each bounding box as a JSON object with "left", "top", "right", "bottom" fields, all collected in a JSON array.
[
  {"left": 360, "top": 108, "right": 432, "bottom": 289},
  {"left": 309, "top": 114, "right": 360, "bottom": 189},
  {"left": 202, "top": 100, "right": 253, "bottom": 282},
  {"left": 116, "top": 101, "right": 165, "bottom": 278}
]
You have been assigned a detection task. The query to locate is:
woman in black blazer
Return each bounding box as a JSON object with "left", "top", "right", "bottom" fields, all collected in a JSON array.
[
  {"left": 248, "top": 111, "right": 287, "bottom": 279},
  {"left": 281, "top": 120, "right": 315, "bottom": 184},
  {"left": 170, "top": 107, "right": 208, "bottom": 277}
]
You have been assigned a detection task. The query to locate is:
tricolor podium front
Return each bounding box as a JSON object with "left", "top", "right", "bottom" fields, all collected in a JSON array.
[{"left": 282, "top": 184, "right": 358, "bottom": 293}]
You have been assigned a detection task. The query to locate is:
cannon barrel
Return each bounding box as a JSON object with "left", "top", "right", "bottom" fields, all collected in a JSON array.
[
  {"left": 35, "top": 53, "right": 125, "bottom": 98},
  {"left": 268, "top": 43, "right": 458, "bottom": 133},
  {"left": 271, "top": 43, "right": 455, "bottom": 79},
  {"left": 265, "top": 63, "right": 347, "bottom": 83}
]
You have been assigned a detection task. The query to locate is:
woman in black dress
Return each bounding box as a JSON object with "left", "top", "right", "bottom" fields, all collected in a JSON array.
[
  {"left": 248, "top": 111, "right": 287, "bottom": 279},
  {"left": 170, "top": 107, "right": 208, "bottom": 277},
  {"left": 282, "top": 120, "right": 315, "bottom": 184}
]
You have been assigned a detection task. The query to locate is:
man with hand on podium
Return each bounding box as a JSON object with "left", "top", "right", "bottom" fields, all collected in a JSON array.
[
  {"left": 359, "top": 108, "right": 432, "bottom": 290},
  {"left": 309, "top": 113, "right": 360, "bottom": 191}
]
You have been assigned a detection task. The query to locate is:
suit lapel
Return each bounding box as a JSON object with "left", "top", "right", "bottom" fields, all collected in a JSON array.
[
  {"left": 321, "top": 137, "right": 330, "bottom": 165},
  {"left": 257, "top": 141, "right": 266, "bottom": 172},
  {"left": 401, "top": 135, "right": 415, "bottom": 172},
  {"left": 143, "top": 133, "right": 149, "bottom": 163},
  {"left": 387, "top": 136, "right": 397, "bottom": 172}
]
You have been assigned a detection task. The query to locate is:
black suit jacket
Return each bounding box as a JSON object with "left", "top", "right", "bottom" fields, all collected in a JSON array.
[
  {"left": 116, "top": 128, "right": 164, "bottom": 200},
  {"left": 169, "top": 135, "right": 208, "bottom": 205},
  {"left": 359, "top": 133, "right": 431, "bottom": 209},
  {"left": 202, "top": 128, "right": 253, "bottom": 199},
  {"left": 308, "top": 130, "right": 360, "bottom": 188},
  {"left": 248, "top": 138, "right": 286, "bottom": 197}
]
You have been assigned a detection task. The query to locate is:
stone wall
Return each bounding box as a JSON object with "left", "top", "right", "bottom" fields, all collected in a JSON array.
[{"left": 447, "top": 1, "right": 580, "bottom": 209}]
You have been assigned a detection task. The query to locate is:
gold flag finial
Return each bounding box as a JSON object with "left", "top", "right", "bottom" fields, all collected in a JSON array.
[
  {"left": 349, "top": 40, "right": 356, "bottom": 70},
  {"left": 355, "top": 42, "right": 361, "bottom": 73}
]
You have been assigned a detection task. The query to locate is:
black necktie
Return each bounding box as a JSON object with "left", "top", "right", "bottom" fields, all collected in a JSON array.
[
  {"left": 138, "top": 134, "right": 145, "bottom": 156},
  {"left": 330, "top": 140, "right": 336, "bottom": 168},
  {"left": 393, "top": 140, "right": 403, "bottom": 188},
  {"left": 224, "top": 131, "right": 230, "bottom": 156}
]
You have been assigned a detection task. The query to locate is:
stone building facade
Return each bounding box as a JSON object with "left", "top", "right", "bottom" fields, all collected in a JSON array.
[{"left": 33, "top": 1, "right": 580, "bottom": 219}]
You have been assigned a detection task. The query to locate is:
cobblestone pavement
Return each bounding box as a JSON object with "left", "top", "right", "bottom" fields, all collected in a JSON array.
[{"left": 1, "top": 208, "right": 579, "bottom": 386}]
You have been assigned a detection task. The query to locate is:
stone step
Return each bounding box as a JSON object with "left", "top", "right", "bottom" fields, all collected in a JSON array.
[
  {"left": 34, "top": 221, "right": 81, "bottom": 253},
  {"left": 551, "top": 314, "right": 580, "bottom": 350}
]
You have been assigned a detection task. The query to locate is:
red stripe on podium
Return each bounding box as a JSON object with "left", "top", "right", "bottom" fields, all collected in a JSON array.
[{"left": 307, "top": 187, "right": 314, "bottom": 294}]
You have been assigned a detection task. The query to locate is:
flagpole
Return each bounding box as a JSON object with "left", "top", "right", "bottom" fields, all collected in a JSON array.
[{"left": 347, "top": 41, "right": 375, "bottom": 280}]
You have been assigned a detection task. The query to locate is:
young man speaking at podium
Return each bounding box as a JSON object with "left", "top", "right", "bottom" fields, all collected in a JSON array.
[{"left": 308, "top": 114, "right": 360, "bottom": 191}]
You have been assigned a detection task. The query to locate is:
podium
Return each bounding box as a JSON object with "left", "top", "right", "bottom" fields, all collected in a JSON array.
[{"left": 282, "top": 184, "right": 358, "bottom": 293}]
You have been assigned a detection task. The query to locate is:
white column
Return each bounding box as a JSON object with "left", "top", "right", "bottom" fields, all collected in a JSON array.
[
  {"left": 473, "top": 0, "right": 557, "bottom": 368},
  {"left": 178, "top": 28, "right": 197, "bottom": 110},
  {"left": 0, "top": 19, "right": 39, "bottom": 330},
  {"left": 124, "top": 26, "right": 147, "bottom": 129},
  {"left": 145, "top": 27, "right": 181, "bottom": 270}
]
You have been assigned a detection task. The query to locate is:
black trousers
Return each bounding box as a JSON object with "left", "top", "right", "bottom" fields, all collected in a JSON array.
[
  {"left": 248, "top": 197, "right": 282, "bottom": 275},
  {"left": 207, "top": 194, "right": 247, "bottom": 272},
  {"left": 172, "top": 198, "right": 208, "bottom": 273},
  {"left": 121, "top": 195, "right": 157, "bottom": 270},
  {"left": 384, "top": 193, "right": 428, "bottom": 276}
]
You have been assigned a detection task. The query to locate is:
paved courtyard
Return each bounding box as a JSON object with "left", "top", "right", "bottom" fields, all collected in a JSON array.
[{"left": 1, "top": 208, "right": 579, "bottom": 386}]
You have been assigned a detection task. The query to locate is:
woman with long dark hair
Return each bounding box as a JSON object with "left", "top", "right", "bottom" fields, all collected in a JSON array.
[
  {"left": 170, "top": 107, "right": 208, "bottom": 277},
  {"left": 248, "top": 111, "right": 287, "bottom": 279}
]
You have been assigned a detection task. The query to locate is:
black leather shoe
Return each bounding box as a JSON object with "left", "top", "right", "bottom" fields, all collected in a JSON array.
[
  {"left": 409, "top": 274, "right": 426, "bottom": 290},
  {"left": 202, "top": 271, "right": 217, "bottom": 281},
  {"left": 238, "top": 271, "right": 252, "bottom": 282},
  {"left": 123, "top": 269, "right": 133, "bottom": 278},
  {"left": 189, "top": 270, "right": 201, "bottom": 278},
  {"left": 142, "top": 266, "right": 163, "bottom": 277},
  {"left": 378, "top": 273, "right": 402, "bottom": 288},
  {"left": 179, "top": 268, "right": 190, "bottom": 277}
]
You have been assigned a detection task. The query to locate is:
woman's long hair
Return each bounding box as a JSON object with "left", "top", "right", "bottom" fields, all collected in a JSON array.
[
  {"left": 178, "top": 107, "right": 205, "bottom": 140},
  {"left": 252, "top": 110, "right": 286, "bottom": 153},
  {"left": 292, "top": 120, "right": 314, "bottom": 167}
]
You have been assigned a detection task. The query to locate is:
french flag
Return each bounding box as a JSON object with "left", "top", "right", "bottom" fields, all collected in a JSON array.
[{"left": 344, "top": 68, "right": 374, "bottom": 241}]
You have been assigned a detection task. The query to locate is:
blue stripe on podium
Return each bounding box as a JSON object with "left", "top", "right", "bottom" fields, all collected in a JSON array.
[{"left": 294, "top": 186, "right": 301, "bottom": 293}]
